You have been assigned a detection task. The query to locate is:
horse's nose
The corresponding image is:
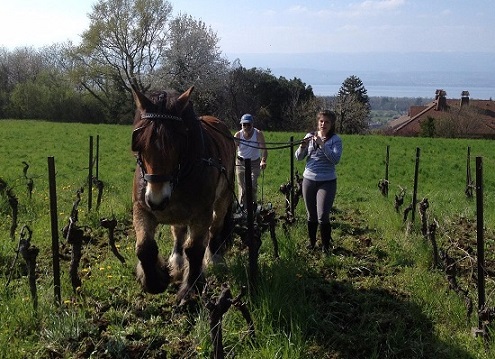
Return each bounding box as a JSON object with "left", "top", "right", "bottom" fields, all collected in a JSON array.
[
  {"left": 147, "top": 196, "right": 169, "bottom": 211},
  {"left": 145, "top": 183, "right": 172, "bottom": 210}
]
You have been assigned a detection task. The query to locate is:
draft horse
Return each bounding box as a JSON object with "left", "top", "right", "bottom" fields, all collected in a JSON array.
[{"left": 131, "top": 86, "right": 235, "bottom": 304}]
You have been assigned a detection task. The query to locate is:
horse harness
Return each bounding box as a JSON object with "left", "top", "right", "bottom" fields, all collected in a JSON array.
[{"left": 132, "top": 111, "right": 226, "bottom": 187}]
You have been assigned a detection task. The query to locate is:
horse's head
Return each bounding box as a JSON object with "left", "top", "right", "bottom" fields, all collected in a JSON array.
[{"left": 131, "top": 86, "right": 194, "bottom": 210}]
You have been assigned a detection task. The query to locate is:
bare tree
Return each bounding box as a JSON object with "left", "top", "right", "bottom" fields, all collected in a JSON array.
[
  {"left": 434, "top": 106, "right": 487, "bottom": 138},
  {"left": 162, "top": 14, "right": 228, "bottom": 90},
  {"left": 0, "top": 47, "right": 45, "bottom": 90},
  {"left": 160, "top": 13, "right": 230, "bottom": 115}
]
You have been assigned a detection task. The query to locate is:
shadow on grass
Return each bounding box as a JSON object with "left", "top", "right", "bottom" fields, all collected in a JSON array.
[
  {"left": 312, "top": 279, "right": 472, "bottom": 359},
  {"left": 255, "top": 255, "right": 475, "bottom": 359}
]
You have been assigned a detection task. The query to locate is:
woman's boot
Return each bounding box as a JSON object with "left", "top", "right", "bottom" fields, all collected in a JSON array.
[
  {"left": 320, "top": 223, "right": 333, "bottom": 253},
  {"left": 307, "top": 221, "right": 318, "bottom": 250}
]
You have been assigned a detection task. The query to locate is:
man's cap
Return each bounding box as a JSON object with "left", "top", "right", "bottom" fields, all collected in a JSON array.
[{"left": 240, "top": 114, "right": 253, "bottom": 124}]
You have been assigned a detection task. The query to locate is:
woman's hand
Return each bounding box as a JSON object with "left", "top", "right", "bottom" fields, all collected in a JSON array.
[
  {"left": 313, "top": 135, "right": 325, "bottom": 147},
  {"left": 300, "top": 136, "right": 311, "bottom": 148}
]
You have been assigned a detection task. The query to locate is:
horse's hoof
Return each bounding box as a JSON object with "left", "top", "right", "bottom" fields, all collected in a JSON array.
[
  {"left": 204, "top": 251, "right": 225, "bottom": 266},
  {"left": 176, "top": 292, "right": 199, "bottom": 311},
  {"left": 136, "top": 259, "right": 170, "bottom": 294}
]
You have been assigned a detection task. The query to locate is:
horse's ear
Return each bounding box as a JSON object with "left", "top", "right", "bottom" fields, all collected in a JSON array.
[
  {"left": 131, "top": 85, "right": 153, "bottom": 111},
  {"left": 177, "top": 86, "right": 194, "bottom": 112}
]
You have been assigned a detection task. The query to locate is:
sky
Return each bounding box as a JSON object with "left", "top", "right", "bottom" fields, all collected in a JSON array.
[
  {"left": 2, "top": 0, "right": 494, "bottom": 55},
  {"left": 1, "top": 0, "right": 494, "bottom": 97}
]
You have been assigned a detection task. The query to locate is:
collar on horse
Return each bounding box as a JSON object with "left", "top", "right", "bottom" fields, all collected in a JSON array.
[{"left": 134, "top": 112, "right": 225, "bottom": 186}]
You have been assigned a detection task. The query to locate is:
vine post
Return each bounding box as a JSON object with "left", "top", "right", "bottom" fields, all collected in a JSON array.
[
  {"left": 289, "top": 136, "right": 295, "bottom": 217},
  {"left": 47, "top": 156, "right": 61, "bottom": 306},
  {"left": 411, "top": 147, "right": 420, "bottom": 222},
  {"left": 379, "top": 145, "right": 390, "bottom": 197},
  {"left": 475, "top": 156, "right": 486, "bottom": 331},
  {"left": 96, "top": 135, "right": 100, "bottom": 180},
  {"left": 385, "top": 145, "right": 390, "bottom": 196},
  {"left": 88, "top": 136, "right": 93, "bottom": 211}
]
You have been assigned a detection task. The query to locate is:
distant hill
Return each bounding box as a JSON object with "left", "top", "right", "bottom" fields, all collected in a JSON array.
[{"left": 227, "top": 51, "right": 495, "bottom": 73}]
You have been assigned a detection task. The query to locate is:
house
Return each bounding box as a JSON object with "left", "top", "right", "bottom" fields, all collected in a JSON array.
[{"left": 385, "top": 90, "right": 495, "bottom": 138}]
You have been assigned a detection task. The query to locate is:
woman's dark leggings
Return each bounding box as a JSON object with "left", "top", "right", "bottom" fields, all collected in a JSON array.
[{"left": 302, "top": 178, "right": 337, "bottom": 224}]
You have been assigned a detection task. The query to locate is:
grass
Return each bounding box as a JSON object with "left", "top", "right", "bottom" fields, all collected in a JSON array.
[{"left": 2, "top": 119, "right": 495, "bottom": 357}]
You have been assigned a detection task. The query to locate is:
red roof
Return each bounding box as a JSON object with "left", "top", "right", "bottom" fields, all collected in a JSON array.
[{"left": 386, "top": 91, "right": 495, "bottom": 138}]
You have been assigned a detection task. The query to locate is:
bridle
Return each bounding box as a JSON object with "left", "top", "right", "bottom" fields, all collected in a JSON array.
[
  {"left": 132, "top": 111, "right": 186, "bottom": 185},
  {"left": 132, "top": 108, "right": 228, "bottom": 191}
]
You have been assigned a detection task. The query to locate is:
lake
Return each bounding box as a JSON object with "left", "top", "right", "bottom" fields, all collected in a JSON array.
[{"left": 311, "top": 84, "right": 495, "bottom": 99}]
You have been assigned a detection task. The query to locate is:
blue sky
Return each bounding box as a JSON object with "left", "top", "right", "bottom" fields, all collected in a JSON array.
[
  {"left": 2, "top": 0, "right": 494, "bottom": 98},
  {"left": 2, "top": 0, "right": 494, "bottom": 55},
  {"left": 173, "top": 0, "right": 495, "bottom": 55}
]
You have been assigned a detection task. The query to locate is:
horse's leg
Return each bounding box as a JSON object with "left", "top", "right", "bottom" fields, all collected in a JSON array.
[
  {"left": 134, "top": 203, "right": 170, "bottom": 294},
  {"left": 169, "top": 225, "right": 187, "bottom": 282},
  {"left": 206, "top": 209, "right": 230, "bottom": 264},
  {"left": 207, "top": 191, "right": 233, "bottom": 264},
  {"left": 177, "top": 221, "right": 209, "bottom": 304}
]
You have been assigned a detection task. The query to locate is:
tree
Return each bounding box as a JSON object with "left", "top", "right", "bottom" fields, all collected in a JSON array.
[
  {"left": 420, "top": 116, "right": 436, "bottom": 137},
  {"left": 280, "top": 78, "right": 319, "bottom": 131},
  {"left": 0, "top": 46, "right": 47, "bottom": 117},
  {"left": 70, "top": 0, "right": 173, "bottom": 121},
  {"left": 434, "top": 106, "right": 486, "bottom": 138},
  {"left": 335, "top": 75, "right": 370, "bottom": 134},
  {"left": 160, "top": 14, "right": 229, "bottom": 116},
  {"left": 225, "top": 65, "right": 275, "bottom": 128},
  {"left": 225, "top": 64, "right": 316, "bottom": 130}
]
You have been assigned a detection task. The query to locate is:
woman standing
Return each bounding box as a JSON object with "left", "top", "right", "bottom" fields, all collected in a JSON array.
[{"left": 295, "top": 110, "right": 343, "bottom": 253}]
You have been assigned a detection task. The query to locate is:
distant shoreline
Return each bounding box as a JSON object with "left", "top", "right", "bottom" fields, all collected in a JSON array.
[{"left": 311, "top": 84, "right": 494, "bottom": 99}]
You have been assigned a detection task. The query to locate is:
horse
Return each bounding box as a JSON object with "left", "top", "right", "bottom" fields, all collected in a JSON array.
[{"left": 131, "top": 85, "right": 235, "bottom": 304}]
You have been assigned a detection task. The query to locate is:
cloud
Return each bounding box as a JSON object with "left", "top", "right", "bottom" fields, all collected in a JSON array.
[
  {"left": 355, "top": 0, "right": 406, "bottom": 11},
  {"left": 285, "top": 1, "right": 404, "bottom": 21},
  {"left": 288, "top": 5, "right": 309, "bottom": 14}
]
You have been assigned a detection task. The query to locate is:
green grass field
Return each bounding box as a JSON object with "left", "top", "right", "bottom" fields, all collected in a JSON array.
[{"left": 2, "top": 119, "right": 495, "bottom": 358}]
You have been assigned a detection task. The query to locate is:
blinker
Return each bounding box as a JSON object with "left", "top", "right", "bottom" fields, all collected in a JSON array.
[{"left": 131, "top": 126, "right": 146, "bottom": 152}]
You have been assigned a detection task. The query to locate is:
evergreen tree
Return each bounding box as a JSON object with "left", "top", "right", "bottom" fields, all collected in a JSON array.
[{"left": 336, "top": 75, "right": 370, "bottom": 134}]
